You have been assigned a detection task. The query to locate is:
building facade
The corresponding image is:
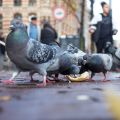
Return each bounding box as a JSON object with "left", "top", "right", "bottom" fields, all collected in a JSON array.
[{"left": 0, "top": 0, "right": 80, "bottom": 36}]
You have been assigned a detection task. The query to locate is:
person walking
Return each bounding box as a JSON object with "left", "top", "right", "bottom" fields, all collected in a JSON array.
[
  {"left": 89, "top": 2, "right": 117, "bottom": 53},
  {"left": 41, "top": 21, "right": 58, "bottom": 46},
  {"left": 27, "top": 15, "right": 41, "bottom": 41}
]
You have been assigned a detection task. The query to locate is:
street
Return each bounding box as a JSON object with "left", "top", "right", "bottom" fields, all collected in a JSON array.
[{"left": 0, "top": 71, "right": 120, "bottom": 120}]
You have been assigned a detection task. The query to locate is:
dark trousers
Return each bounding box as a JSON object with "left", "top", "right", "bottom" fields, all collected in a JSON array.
[
  {"left": 96, "top": 37, "right": 113, "bottom": 53},
  {"left": 96, "top": 42, "right": 105, "bottom": 53}
]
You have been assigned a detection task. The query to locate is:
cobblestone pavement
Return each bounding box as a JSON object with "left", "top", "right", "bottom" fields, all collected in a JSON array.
[{"left": 0, "top": 71, "right": 120, "bottom": 120}]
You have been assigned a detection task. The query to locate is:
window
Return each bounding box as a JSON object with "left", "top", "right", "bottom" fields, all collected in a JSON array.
[
  {"left": 0, "top": 15, "right": 2, "bottom": 29},
  {"left": 0, "top": 0, "right": 2, "bottom": 6},
  {"left": 14, "top": 0, "right": 21, "bottom": 6},
  {"left": 40, "top": 0, "right": 50, "bottom": 7},
  {"left": 29, "top": 0, "right": 36, "bottom": 6},
  {"left": 14, "top": 13, "right": 22, "bottom": 20}
]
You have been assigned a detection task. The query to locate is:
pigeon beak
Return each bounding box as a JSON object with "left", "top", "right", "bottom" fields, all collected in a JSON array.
[
  {"left": 9, "top": 25, "right": 15, "bottom": 31},
  {"left": 83, "top": 60, "right": 87, "bottom": 65}
]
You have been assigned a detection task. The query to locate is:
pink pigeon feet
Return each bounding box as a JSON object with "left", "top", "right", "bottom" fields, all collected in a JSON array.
[
  {"left": 46, "top": 79, "right": 56, "bottom": 84},
  {"left": 36, "top": 82, "right": 47, "bottom": 87},
  {"left": 36, "top": 76, "right": 47, "bottom": 87},
  {"left": 86, "top": 78, "right": 95, "bottom": 82},
  {"left": 2, "top": 80, "right": 15, "bottom": 84},
  {"left": 99, "top": 79, "right": 111, "bottom": 82},
  {"left": 36, "top": 79, "right": 56, "bottom": 87},
  {"left": 99, "top": 76, "right": 111, "bottom": 82},
  {"left": 36, "top": 79, "right": 47, "bottom": 87}
]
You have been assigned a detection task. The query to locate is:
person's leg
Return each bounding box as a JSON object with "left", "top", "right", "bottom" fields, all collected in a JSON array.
[{"left": 96, "top": 42, "right": 103, "bottom": 53}]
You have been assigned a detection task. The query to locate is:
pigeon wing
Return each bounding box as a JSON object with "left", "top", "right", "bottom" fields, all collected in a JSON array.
[{"left": 26, "top": 41, "right": 56, "bottom": 64}]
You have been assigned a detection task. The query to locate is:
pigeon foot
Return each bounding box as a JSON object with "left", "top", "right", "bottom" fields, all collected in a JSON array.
[
  {"left": 87, "top": 78, "right": 95, "bottom": 82},
  {"left": 36, "top": 76, "right": 47, "bottom": 87},
  {"left": 46, "top": 79, "right": 55, "bottom": 84},
  {"left": 99, "top": 79, "right": 111, "bottom": 82},
  {"left": 2, "top": 80, "right": 15, "bottom": 84}
]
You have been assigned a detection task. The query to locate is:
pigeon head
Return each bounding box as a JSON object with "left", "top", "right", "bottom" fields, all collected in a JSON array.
[
  {"left": 82, "top": 54, "right": 91, "bottom": 65},
  {"left": 105, "top": 42, "right": 117, "bottom": 55},
  {"left": 60, "top": 64, "right": 81, "bottom": 75},
  {"left": 78, "top": 54, "right": 91, "bottom": 66},
  {"left": 10, "top": 19, "right": 26, "bottom": 31}
]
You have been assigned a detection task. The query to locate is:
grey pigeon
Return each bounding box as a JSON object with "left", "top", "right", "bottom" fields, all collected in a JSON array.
[
  {"left": 105, "top": 42, "right": 120, "bottom": 69},
  {"left": 5, "top": 19, "right": 62, "bottom": 87},
  {"left": 46, "top": 44, "right": 86, "bottom": 79},
  {"left": 78, "top": 53, "right": 113, "bottom": 81},
  {"left": 47, "top": 51, "right": 81, "bottom": 80}
]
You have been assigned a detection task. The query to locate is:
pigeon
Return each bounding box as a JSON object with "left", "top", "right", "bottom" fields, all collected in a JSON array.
[
  {"left": 105, "top": 42, "right": 120, "bottom": 69},
  {"left": 58, "top": 53, "right": 81, "bottom": 75},
  {"left": 78, "top": 53, "right": 113, "bottom": 81},
  {"left": 46, "top": 44, "right": 85, "bottom": 80},
  {"left": 5, "top": 19, "right": 62, "bottom": 87},
  {"left": 35, "top": 45, "right": 84, "bottom": 81}
]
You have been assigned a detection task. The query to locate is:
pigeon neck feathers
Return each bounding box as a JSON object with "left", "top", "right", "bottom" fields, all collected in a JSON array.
[{"left": 6, "top": 28, "right": 29, "bottom": 52}]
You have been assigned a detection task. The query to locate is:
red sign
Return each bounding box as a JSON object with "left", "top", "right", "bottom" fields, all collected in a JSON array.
[{"left": 53, "top": 7, "right": 66, "bottom": 20}]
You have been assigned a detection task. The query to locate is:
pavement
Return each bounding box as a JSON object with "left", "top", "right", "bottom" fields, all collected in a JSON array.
[{"left": 0, "top": 71, "right": 120, "bottom": 120}]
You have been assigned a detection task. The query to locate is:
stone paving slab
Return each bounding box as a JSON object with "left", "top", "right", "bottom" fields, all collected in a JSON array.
[{"left": 0, "top": 71, "right": 120, "bottom": 120}]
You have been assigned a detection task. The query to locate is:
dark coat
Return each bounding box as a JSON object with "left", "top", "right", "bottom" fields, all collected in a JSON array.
[{"left": 41, "top": 24, "right": 58, "bottom": 45}]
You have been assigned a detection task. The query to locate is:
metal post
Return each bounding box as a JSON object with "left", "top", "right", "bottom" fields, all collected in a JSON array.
[
  {"left": 80, "top": 0, "right": 85, "bottom": 50},
  {"left": 109, "top": 0, "right": 112, "bottom": 17},
  {"left": 109, "top": 0, "right": 112, "bottom": 8},
  {"left": 90, "top": 0, "right": 95, "bottom": 52},
  {"left": 90, "top": 0, "right": 94, "bottom": 20}
]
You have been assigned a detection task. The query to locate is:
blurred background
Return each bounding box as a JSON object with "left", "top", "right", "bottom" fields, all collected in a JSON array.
[
  {"left": 1, "top": 1, "right": 120, "bottom": 120},
  {"left": 0, "top": 0, "right": 119, "bottom": 52}
]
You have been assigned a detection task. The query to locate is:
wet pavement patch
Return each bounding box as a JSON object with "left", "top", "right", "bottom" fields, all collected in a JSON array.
[
  {"left": 92, "top": 88, "right": 103, "bottom": 91},
  {"left": 12, "top": 95, "right": 22, "bottom": 100},
  {"left": 90, "top": 97, "right": 100, "bottom": 102},
  {"left": 67, "top": 86, "right": 72, "bottom": 89},
  {"left": 57, "top": 90, "right": 69, "bottom": 94},
  {"left": 0, "top": 106, "right": 4, "bottom": 113},
  {"left": 0, "top": 89, "right": 3, "bottom": 92},
  {"left": 2, "top": 82, "right": 38, "bottom": 89}
]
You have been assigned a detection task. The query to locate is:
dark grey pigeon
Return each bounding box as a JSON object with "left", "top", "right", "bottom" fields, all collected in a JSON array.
[
  {"left": 78, "top": 53, "right": 113, "bottom": 81},
  {"left": 28, "top": 44, "right": 85, "bottom": 81},
  {"left": 105, "top": 42, "right": 120, "bottom": 69},
  {"left": 5, "top": 19, "right": 62, "bottom": 87},
  {"left": 47, "top": 51, "right": 81, "bottom": 80}
]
